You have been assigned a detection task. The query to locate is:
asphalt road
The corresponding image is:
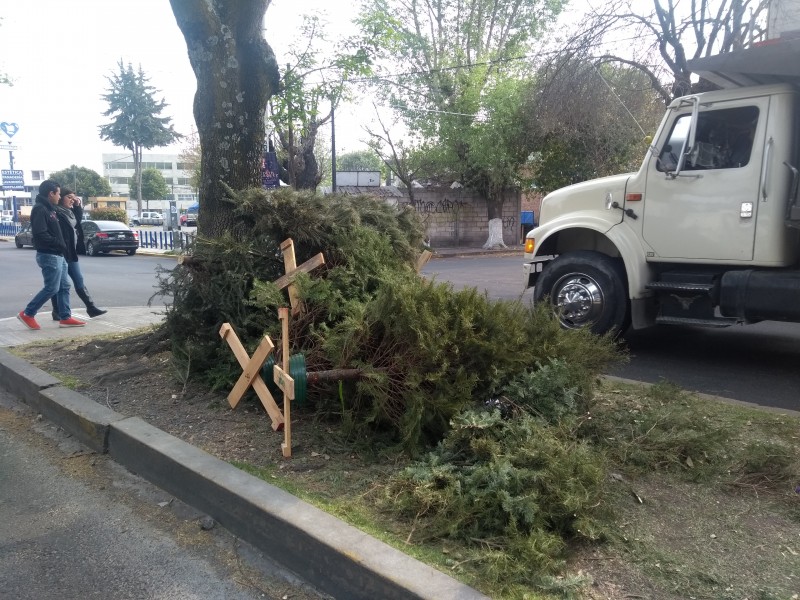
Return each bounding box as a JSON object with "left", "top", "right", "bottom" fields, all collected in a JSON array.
[
  {"left": 0, "top": 242, "right": 177, "bottom": 315},
  {"left": 0, "top": 389, "right": 324, "bottom": 600}
]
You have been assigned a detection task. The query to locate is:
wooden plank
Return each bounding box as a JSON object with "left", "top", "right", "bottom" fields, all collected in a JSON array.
[
  {"left": 273, "top": 365, "right": 295, "bottom": 398},
  {"left": 415, "top": 249, "right": 432, "bottom": 273},
  {"left": 278, "top": 308, "right": 293, "bottom": 457},
  {"left": 280, "top": 239, "right": 299, "bottom": 311},
  {"left": 228, "top": 335, "right": 274, "bottom": 407},
  {"left": 272, "top": 253, "right": 326, "bottom": 290},
  {"left": 219, "top": 324, "right": 285, "bottom": 430}
]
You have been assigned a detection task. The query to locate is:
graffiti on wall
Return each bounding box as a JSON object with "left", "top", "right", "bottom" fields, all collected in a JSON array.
[
  {"left": 398, "top": 197, "right": 468, "bottom": 214},
  {"left": 502, "top": 216, "right": 516, "bottom": 230}
]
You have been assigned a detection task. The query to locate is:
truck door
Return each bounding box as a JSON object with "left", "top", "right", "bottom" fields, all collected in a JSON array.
[{"left": 643, "top": 99, "right": 768, "bottom": 261}]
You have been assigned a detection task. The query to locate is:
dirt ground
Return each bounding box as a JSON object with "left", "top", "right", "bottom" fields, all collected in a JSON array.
[
  {"left": 13, "top": 334, "right": 800, "bottom": 600},
  {"left": 19, "top": 339, "right": 287, "bottom": 465}
]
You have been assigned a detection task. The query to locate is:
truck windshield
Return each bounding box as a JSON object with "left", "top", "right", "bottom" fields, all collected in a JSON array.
[{"left": 657, "top": 105, "right": 759, "bottom": 172}]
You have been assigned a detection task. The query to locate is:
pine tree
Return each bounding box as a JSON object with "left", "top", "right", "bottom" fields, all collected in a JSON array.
[{"left": 99, "top": 61, "right": 181, "bottom": 215}]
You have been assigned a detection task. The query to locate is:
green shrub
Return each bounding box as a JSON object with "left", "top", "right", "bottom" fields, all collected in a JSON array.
[
  {"left": 90, "top": 207, "right": 128, "bottom": 222},
  {"left": 382, "top": 409, "right": 611, "bottom": 591},
  {"left": 157, "top": 186, "right": 621, "bottom": 452},
  {"left": 320, "top": 277, "right": 619, "bottom": 451},
  {"left": 500, "top": 358, "right": 584, "bottom": 423},
  {"left": 157, "top": 187, "right": 425, "bottom": 390}
]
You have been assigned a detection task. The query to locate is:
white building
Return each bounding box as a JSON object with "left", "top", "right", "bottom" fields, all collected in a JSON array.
[{"left": 103, "top": 152, "right": 197, "bottom": 206}]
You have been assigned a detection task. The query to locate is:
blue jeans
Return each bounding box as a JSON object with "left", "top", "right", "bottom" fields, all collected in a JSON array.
[
  {"left": 50, "top": 261, "right": 85, "bottom": 315},
  {"left": 66, "top": 260, "right": 85, "bottom": 290},
  {"left": 25, "top": 253, "right": 71, "bottom": 319}
]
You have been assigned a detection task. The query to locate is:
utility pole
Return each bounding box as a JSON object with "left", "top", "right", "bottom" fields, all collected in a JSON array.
[
  {"left": 331, "top": 104, "right": 337, "bottom": 193},
  {"left": 286, "top": 64, "right": 295, "bottom": 188}
]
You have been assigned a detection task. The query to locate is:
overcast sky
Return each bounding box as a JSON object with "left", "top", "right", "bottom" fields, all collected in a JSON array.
[
  {"left": 0, "top": 0, "right": 364, "bottom": 176},
  {"left": 0, "top": 0, "right": 596, "bottom": 180}
]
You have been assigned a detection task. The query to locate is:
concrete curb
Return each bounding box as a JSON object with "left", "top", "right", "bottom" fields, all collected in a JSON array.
[{"left": 0, "top": 348, "right": 488, "bottom": 600}]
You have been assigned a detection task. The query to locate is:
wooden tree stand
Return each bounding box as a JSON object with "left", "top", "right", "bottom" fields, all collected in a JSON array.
[
  {"left": 219, "top": 238, "right": 325, "bottom": 457},
  {"left": 220, "top": 237, "right": 424, "bottom": 457}
]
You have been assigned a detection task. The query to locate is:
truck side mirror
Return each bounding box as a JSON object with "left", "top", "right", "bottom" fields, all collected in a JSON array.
[{"left": 674, "top": 97, "right": 700, "bottom": 177}]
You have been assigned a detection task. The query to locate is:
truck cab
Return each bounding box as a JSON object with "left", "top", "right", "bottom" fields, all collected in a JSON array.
[{"left": 523, "top": 38, "right": 800, "bottom": 335}]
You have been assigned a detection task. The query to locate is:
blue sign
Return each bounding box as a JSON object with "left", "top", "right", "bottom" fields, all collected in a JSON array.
[
  {"left": 1, "top": 169, "right": 24, "bottom": 191},
  {"left": 261, "top": 147, "right": 280, "bottom": 190}
]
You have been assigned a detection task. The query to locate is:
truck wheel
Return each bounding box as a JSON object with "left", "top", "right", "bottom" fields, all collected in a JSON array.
[{"left": 534, "top": 251, "right": 629, "bottom": 336}]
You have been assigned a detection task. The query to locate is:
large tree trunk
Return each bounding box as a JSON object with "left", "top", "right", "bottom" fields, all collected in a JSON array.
[
  {"left": 483, "top": 192, "right": 507, "bottom": 249},
  {"left": 169, "top": 0, "right": 280, "bottom": 239}
]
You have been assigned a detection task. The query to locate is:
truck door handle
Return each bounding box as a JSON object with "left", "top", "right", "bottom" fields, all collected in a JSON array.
[{"left": 761, "top": 136, "right": 773, "bottom": 202}]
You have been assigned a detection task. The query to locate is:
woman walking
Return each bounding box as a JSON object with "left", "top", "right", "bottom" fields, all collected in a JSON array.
[{"left": 50, "top": 188, "right": 108, "bottom": 319}]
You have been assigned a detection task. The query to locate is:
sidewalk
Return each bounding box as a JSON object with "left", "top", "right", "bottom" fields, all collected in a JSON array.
[{"left": 0, "top": 306, "right": 165, "bottom": 348}]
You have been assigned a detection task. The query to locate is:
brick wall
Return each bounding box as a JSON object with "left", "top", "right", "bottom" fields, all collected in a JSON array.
[{"left": 390, "top": 187, "right": 522, "bottom": 247}]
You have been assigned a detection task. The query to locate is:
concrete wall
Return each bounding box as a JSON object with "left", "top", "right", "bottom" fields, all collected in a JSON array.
[{"left": 391, "top": 187, "right": 522, "bottom": 247}]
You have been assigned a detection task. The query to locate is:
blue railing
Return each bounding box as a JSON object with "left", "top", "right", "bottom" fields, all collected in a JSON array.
[
  {"left": 1, "top": 223, "right": 195, "bottom": 252},
  {"left": 0, "top": 223, "right": 22, "bottom": 236},
  {"left": 135, "top": 229, "right": 196, "bottom": 252}
]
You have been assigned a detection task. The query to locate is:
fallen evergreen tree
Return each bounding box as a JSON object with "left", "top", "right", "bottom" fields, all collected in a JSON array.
[{"left": 155, "top": 186, "right": 618, "bottom": 451}]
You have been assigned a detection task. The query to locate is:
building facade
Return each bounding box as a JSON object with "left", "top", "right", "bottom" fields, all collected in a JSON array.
[{"left": 103, "top": 152, "right": 197, "bottom": 204}]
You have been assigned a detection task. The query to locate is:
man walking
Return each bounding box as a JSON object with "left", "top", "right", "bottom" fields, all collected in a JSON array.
[{"left": 17, "top": 179, "right": 85, "bottom": 330}]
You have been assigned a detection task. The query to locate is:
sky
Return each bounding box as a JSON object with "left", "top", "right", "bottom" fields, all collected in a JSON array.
[
  {"left": 0, "top": 0, "right": 599, "bottom": 180},
  {"left": 0, "top": 0, "right": 365, "bottom": 176}
]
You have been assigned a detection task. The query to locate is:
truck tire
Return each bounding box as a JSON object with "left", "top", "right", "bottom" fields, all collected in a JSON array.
[{"left": 534, "top": 251, "right": 629, "bottom": 336}]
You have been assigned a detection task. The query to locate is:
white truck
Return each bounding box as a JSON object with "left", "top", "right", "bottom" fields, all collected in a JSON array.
[
  {"left": 131, "top": 211, "right": 164, "bottom": 226},
  {"left": 523, "top": 37, "right": 800, "bottom": 336}
]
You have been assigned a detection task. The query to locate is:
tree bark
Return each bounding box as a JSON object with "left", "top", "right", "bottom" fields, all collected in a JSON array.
[
  {"left": 169, "top": 0, "right": 280, "bottom": 239},
  {"left": 483, "top": 217, "right": 507, "bottom": 249}
]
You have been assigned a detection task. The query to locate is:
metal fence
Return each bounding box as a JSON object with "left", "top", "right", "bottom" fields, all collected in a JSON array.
[
  {"left": 0, "top": 223, "right": 22, "bottom": 237},
  {"left": 1, "top": 222, "right": 195, "bottom": 252},
  {"left": 136, "top": 229, "right": 196, "bottom": 252}
]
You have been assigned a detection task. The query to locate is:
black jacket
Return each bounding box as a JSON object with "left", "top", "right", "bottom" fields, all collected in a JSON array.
[
  {"left": 55, "top": 204, "right": 83, "bottom": 263},
  {"left": 30, "top": 194, "right": 67, "bottom": 255}
]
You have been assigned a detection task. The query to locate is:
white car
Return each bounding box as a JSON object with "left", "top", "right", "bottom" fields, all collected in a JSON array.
[{"left": 130, "top": 212, "right": 164, "bottom": 226}]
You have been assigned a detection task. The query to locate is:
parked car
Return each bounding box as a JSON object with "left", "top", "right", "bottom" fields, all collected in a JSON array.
[
  {"left": 14, "top": 223, "right": 33, "bottom": 248},
  {"left": 130, "top": 211, "right": 164, "bottom": 226},
  {"left": 81, "top": 220, "right": 139, "bottom": 256},
  {"left": 179, "top": 211, "right": 197, "bottom": 227}
]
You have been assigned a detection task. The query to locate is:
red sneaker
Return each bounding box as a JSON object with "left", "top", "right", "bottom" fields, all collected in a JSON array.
[
  {"left": 17, "top": 311, "right": 41, "bottom": 330},
  {"left": 59, "top": 317, "right": 86, "bottom": 328}
]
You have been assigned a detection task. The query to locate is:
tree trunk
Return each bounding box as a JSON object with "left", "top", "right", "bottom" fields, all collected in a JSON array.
[
  {"left": 482, "top": 194, "right": 507, "bottom": 249},
  {"left": 133, "top": 143, "right": 143, "bottom": 216},
  {"left": 483, "top": 218, "right": 507, "bottom": 249},
  {"left": 169, "top": 0, "right": 280, "bottom": 239}
]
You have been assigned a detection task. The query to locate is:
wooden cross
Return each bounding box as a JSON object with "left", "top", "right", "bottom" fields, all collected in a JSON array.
[
  {"left": 219, "top": 324, "right": 285, "bottom": 431},
  {"left": 415, "top": 249, "right": 432, "bottom": 273},
  {"left": 273, "top": 238, "right": 325, "bottom": 315},
  {"left": 272, "top": 307, "right": 295, "bottom": 457}
]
